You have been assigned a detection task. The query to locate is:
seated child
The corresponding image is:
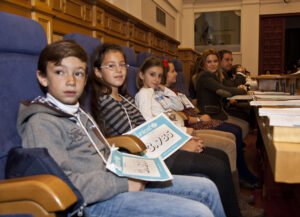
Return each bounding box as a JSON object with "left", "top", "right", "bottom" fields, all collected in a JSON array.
[
  {"left": 17, "top": 40, "right": 224, "bottom": 217},
  {"left": 90, "top": 43, "right": 243, "bottom": 217}
]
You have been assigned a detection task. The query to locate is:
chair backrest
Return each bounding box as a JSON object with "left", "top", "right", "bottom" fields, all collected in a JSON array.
[
  {"left": 137, "top": 52, "right": 155, "bottom": 66},
  {"left": 172, "top": 59, "right": 190, "bottom": 99},
  {"left": 63, "top": 33, "right": 102, "bottom": 112},
  {"left": 121, "top": 46, "right": 140, "bottom": 97},
  {"left": 121, "top": 45, "right": 137, "bottom": 67},
  {"left": 0, "top": 11, "right": 47, "bottom": 180}
]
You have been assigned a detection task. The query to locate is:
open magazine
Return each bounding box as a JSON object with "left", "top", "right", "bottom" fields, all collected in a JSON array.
[{"left": 106, "top": 113, "right": 191, "bottom": 181}]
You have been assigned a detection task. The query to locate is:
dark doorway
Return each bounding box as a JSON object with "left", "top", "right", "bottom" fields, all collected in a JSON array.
[
  {"left": 259, "top": 14, "right": 300, "bottom": 75},
  {"left": 285, "top": 16, "right": 300, "bottom": 73}
]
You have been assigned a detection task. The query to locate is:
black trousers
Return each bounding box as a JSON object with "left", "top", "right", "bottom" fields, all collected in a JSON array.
[{"left": 165, "top": 147, "right": 242, "bottom": 217}]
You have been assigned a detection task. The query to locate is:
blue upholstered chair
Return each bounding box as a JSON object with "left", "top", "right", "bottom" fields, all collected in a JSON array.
[
  {"left": 121, "top": 46, "right": 140, "bottom": 97},
  {"left": 0, "top": 11, "right": 77, "bottom": 216},
  {"left": 137, "top": 52, "right": 155, "bottom": 67},
  {"left": 172, "top": 59, "right": 190, "bottom": 99}
]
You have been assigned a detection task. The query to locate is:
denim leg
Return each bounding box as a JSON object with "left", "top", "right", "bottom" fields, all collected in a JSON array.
[
  {"left": 84, "top": 190, "right": 214, "bottom": 217},
  {"left": 146, "top": 175, "right": 226, "bottom": 217}
]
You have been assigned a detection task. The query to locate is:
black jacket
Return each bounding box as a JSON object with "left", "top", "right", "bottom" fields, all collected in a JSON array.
[{"left": 196, "top": 71, "right": 247, "bottom": 120}]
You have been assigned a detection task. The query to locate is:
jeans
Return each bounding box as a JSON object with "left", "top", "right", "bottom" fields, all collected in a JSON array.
[{"left": 84, "top": 175, "right": 225, "bottom": 217}]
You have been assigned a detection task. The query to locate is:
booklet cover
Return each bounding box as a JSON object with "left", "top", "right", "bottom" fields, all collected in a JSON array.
[
  {"left": 125, "top": 113, "right": 191, "bottom": 160},
  {"left": 106, "top": 149, "right": 173, "bottom": 181}
]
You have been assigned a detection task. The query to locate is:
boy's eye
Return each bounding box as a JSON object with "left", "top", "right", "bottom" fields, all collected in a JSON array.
[
  {"left": 74, "top": 71, "right": 85, "bottom": 77},
  {"left": 150, "top": 72, "right": 155, "bottom": 77}
]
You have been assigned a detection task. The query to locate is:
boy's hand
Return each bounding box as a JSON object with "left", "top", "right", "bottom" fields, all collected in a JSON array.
[{"left": 128, "top": 178, "right": 146, "bottom": 192}]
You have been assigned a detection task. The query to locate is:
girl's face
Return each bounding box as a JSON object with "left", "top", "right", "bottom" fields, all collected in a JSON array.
[
  {"left": 95, "top": 50, "right": 127, "bottom": 89},
  {"left": 166, "top": 63, "right": 177, "bottom": 87},
  {"left": 139, "top": 66, "right": 163, "bottom": 89},
  {"left": 204, "top": 54, "right": 219, "bottom": 73}
]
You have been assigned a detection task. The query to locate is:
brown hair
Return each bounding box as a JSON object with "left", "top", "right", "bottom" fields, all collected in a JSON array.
[
  {"left": 38, "top": 40, "right": 88, "bottom": 76},
  {"left": 136, "top": 56, "right": 167, "bottom": 89},
  {"left": 37, "top": 39, "right": 89, "bottom": 93},
  {"left": 201, "top": 49, "right": 224, "bottom": 82}
]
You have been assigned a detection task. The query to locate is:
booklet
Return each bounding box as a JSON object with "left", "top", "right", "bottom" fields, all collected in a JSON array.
[
  {"left": 106, "top": 148, "right": 173, "bottom": 181},
  {"left": 125, "top": 113, "right": 191, "bottom": 160}
]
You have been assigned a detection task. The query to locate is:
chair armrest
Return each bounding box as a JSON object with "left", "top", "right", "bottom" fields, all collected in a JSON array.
[
  {"left": 107, "top": 135, "right": 146, "bottom": 154},
  {"left": 0, "top": 174, "right": 77, "bottom": 212}
]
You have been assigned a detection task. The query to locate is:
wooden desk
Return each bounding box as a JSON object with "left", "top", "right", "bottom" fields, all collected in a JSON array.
[
  {"left": 255, "top": 107, "right": 300, "bottom": 183},
  {"left": 254, "top": 75, "right": 300, "bottom": 94}
]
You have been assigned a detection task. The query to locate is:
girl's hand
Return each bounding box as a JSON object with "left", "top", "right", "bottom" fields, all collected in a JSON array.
[
  {"left": 155, "top": 84, "right": 165, "bottom": 91},
  {"left": 186, "top": 127, "right": 194, "bottom": 136},
  {"left": 128, "top": 178, "right": 146, "bottom": 192},
  {"left": 180, "top": 137, "right": 204, "bottom": 153},
  {"left": 200, "top": 114, "right": 211, "bottom": 122},
  {"left": 188, "top": 116, "right": 199, "bottom": 124}
]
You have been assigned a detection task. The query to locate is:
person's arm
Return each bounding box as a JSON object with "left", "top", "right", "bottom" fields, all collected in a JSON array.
[
  {"left": 200, "top": 74, "right": 246, "bottom": 97},
  {"left": 162, "top": 87, "right": 184, "bottom": 111},
  {"left": 135, "top": 88, "right": 156, "bottom": 121},
  {"left": 20, "top": 113, "right": 128, "bottom": 204}
]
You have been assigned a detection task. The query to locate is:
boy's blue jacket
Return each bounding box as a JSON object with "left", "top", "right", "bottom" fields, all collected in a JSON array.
[{"left": 17, "top": 101, "right": 128, "bottom": 204}]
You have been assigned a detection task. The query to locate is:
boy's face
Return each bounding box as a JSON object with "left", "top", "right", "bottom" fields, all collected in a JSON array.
[{"left": 37, "top": 56, "right": 87, "bottom": 105}]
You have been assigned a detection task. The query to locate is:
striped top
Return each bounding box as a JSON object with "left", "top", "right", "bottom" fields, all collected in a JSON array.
[{"left": 98, "top": 94, "right": 146, "bottom": 137}]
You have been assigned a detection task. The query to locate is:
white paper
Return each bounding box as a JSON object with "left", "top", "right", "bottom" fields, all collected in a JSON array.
[
  {"left": 259, "top": 108, "right": 300, "bottom": 116},
  {"left": 268, "top": 115, "right": 300, "bottom": 127},
  {"left": 250, "top": 100, "right": 300, "bottom": 106},
  {"left": 227, "top": 95, "right": 254, "bottom": 100},
  {"left": 255, "top": 95, "right": 300, "bottom": 100},
  {"left": 253, "top": 91, "right": 289, "bottom": 95},
  {"left": 106, "top": 149, "right": 173, "bottom": 181},
  {"left": 125, "top": 114, "right": 191, "bottom": 160}
]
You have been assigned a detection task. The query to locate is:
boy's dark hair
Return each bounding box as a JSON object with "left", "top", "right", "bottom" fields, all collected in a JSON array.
[
  {"left": 136, "top": 56, "right": 166, "bottom": 89},
  {"left": 37, "top": 40, "right": 89, "bottom": 93},
  {"left": 218, "top": 49, "right": 232, "bottom": 61},
  {"left": 90, "top": 43, "right": 127, "bottom": 136}
]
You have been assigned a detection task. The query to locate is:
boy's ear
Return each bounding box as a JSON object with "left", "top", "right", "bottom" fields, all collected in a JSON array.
[
  {"left": 94, "top": 68, "right": 102, "bottom": 79},
  {"left": 36, "top": 70, "right": 48, "bottom": 87}
]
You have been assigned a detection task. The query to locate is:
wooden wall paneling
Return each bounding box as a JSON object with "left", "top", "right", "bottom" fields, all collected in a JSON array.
[
  {"left": 32, "top": 12, "right": 53, "bottom": 43},
  {"left": 52, "top": 0, "right": 63, "bottom": 12},
  {"left": 53, "top": 18, "right": 92, "bottom": 36},
  {"left": 1, "top": 0, "right": 180, "bottom": 59},
  {"left": 64, "top": 0, "right": 84, "bottom": 20},
  {"left": 103, "top": 34, "right": 126, "bottom": 46},
  {"left": 84, "top": 4, "right": 92, "bottom": 23},
  {"left": 0, "top": 0, "right": 31, "bottom": 18},
  {"left": 93, "top": 6, "right": 104, "bottom": 30},
  {"left": 92, "top": 31, "right": 104, "bottom": 43},
  {"left": 104, "top": 13, "right": 128, "bottom": 41},
  {"left": 31, "top": 0, "right": 51, "bottom": 11}
]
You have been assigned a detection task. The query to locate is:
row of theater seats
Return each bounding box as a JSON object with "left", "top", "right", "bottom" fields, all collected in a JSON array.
[{"left": 0, "top": 11, "right": 190, "bottom": 217}]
